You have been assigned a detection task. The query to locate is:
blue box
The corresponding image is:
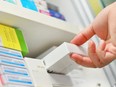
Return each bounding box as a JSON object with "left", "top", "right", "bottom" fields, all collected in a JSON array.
[
  {"left": 49, "top": 9, "right": 66, "bottom": 21},
  {"left": 0, "top": 65, "right": 29, "bottom": 76},
  {"left": 20, "top": 0, "right": 38, "bottom": 11},
  {"left": 0, "top": 47, "right": 23, "bottom": 60},
  {"left": 0, "top": 56, "right": 26, "bottom": 68},
  {"left": 1, "top": 74, "right": 33, "bottom": 86}
]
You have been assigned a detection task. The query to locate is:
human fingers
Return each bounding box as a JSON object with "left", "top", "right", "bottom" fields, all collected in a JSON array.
[
  {"left": 96, "top": 40, "right": 106, "bottom": 64},
  {"left": 90, "top": 40, "right": 115, "bottom": 68},
  {"left": 88, "top": 40, "right": 105, "bottom": 68},
  {"left": 70, "top": 53, "right": 96, "bottom": 68},
  {"left": 104, "top": 43, "right": 116, "bottom": 62},
  {"left": 71, "top": 25, "right": 95, "bottom": 45}
]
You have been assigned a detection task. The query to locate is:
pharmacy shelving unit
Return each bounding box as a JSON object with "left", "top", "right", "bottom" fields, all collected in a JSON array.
[
  {"left": 0, "top": 1, "right": 112, "bottom": 87},
  {"left": 0, "top": 1, "right": 81, "bottom": 57}
]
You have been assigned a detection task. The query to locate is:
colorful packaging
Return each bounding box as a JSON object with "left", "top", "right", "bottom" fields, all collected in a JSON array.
[
  {"left": 3, "top": 0, "right": 17, "bottom": 4},
  {"left": 0, "top": 56, "right": 26, "bottom": 68},
  {"left": 1, "top": 74, "right": 33, "bottom": 86},
  {"left": 0, "top": 24, "right": 21, "bottom": 51},
  {"left": 39, "top": 9, "right": 50, "bottom": 16},
  {"left": 0, "top": 24, "right": 29, "bottom": 56},
  {"left": 48, "top": 9, "right": 66, "bottom": 21},
  {"left": 20, "top": 0, "right": 38, "bottom": 11},
  {"left": 15, "top": 28, "right": 28, "bottom": 56},
  {"left": 0, "top": 47, "right": 23, "bottom": 60},
  {"left": 0, "top": 74, "right": 3, "bottom": 87},
  {"left": 34, "top": 0, "right": 50, "bottom": 15},
  {"left": 0, "top": 65, "right": 29, "bottom": 76},
  {"left": 34, "top": 0, "right": 48, "bottom": 9}
]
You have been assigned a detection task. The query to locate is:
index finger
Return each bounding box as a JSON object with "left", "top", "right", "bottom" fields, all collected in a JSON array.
[{"left": 71, "top": 25, "right": 95, "bottom": 45}]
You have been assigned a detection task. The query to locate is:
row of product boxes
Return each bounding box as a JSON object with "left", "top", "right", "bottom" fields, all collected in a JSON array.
[
  {"left": 1, "top": 0, "right": 66, "bottom": 21},
  {"left": 0, "top": 24, "right": 28, "bottom": 56},
  {"left": 0, "top": 47, "right": 33, "bottom": 87}
]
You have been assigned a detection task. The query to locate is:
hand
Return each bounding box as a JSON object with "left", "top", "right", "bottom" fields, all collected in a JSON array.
[{"left": 70, "top": 2, "right": 116, "bottom": 68}]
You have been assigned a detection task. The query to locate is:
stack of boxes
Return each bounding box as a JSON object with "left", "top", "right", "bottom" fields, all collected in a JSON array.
[
  {"left": 0, "top": 24, "right": 28, "bottom": 56},
  {"left": 47, "top": 3, "right": 66, "bottom": 21},
  {"left": 34, "top": 0, "right": 50, "bottom": 16},
  {"left": 0, "top": 24, "right": 33, "bottom": 87},
  {"left": 19, "top": 0, "right": 50, "bottom": 15},
  {"left": 2, "top": 0, "right": 66, "bottom": 20}
]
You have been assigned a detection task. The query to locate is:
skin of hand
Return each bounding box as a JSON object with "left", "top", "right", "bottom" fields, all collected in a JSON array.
[{"left": 70, "top": 2, "right": 116, "bottom": 68}]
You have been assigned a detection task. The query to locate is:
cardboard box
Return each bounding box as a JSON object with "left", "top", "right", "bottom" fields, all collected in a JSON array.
[
  {"left": 0, "top": 65, "right": 29, "bottom": 77},
  {"left": 0, "top": 24, "right": 21, "bottom": 51},
  {"left": 0, "top": 24, "right": 29, "bottom": 56},
  {"left": 1, "top": 74, "right": 33, "bottom": 86},
  {"left": 43, "top": 42, "right": 87, "bottom": 74},
  {"left": 0, "top": 56, "right": 26, "bottom": 68},
  {"left": 0, "top": 47, "right": 23, "bottom": 60},
  {"left": 34, "top": 0, "right": 51, "bottom": 16},
  {"left": 0, "top": 74, "right": 3, "bottom": 87},
  {"left": 24, "top": 57, "right": 53, "bottom": 87},
  {"left": 15, "top": 28, "right": 28, "bottom": 56},
  {"left": 20, "top": 0, "right": 38, "bottom": 11},
  {"left": 34, "top": 0, "right": 48, "bottom": 9}
]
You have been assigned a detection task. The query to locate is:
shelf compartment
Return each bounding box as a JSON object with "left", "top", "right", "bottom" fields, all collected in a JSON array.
[{"left": 0, "top": 1, "right": 81, "bottom": 57}]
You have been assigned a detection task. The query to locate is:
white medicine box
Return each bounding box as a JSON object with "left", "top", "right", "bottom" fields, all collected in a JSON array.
[
  {"left": 39, "top": 42, "right": 87, "bottom": 74},
  {"left": 24, "top": 58, "right": 53, "bottom": 87}
]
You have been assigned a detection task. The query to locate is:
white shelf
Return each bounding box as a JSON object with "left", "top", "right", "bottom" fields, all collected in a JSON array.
[{"left": 0, "top": 1, "right": 81, "bottom": 57}]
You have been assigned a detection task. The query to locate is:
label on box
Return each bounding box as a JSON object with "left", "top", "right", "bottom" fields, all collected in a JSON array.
[
  {"left": 1, "top": 74, "right": 33, "bottom": 86},
  {"left": 0, "top": 24, "right": 21, "bottom": 51},
  {"left": 0, "top": 47, "right": 23, "bottom": 60},
  {"left": 0, "top": 56, "right": 26, "bottom": 68},
  {"left": 0, "top": 65, "right": 29, "bottom": 76}
]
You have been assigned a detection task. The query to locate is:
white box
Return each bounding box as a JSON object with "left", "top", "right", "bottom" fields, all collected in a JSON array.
[
  {"left": 24, "top": 57, "right": 53, "bottom": 87},
  {"left": 43, "top": 42, "right": 87, "bottom": 74},
  {"left": 0, "top": 47, "right": 23, "bottom": 60},
  {"left": 1, "top": 74, "right": 33, "bottom": 86},
  {"left": 0, "top": 56, "right": 26, "bottom": 68},
  {"left": 0, "top": 65, "right": 29, "bottom": 77}
]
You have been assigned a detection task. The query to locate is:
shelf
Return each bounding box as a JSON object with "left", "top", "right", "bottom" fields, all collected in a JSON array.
[{"left": 0, "top": 1, "right": 82, "bottom": 57}]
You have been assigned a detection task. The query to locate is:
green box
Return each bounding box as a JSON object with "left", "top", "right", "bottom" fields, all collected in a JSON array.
[{"left": 15, "top": 28, "right": 29, "bottom": 56}]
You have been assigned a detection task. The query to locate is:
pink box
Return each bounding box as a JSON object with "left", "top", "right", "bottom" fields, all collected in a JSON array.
[{"left": 39, "top": 10, "right": 51, "bottom": 16}]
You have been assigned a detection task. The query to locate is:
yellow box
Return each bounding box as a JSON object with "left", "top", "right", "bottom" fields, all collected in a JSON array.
[{"left": 0, "top": 24, "right": 21, "bottom": 51}]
